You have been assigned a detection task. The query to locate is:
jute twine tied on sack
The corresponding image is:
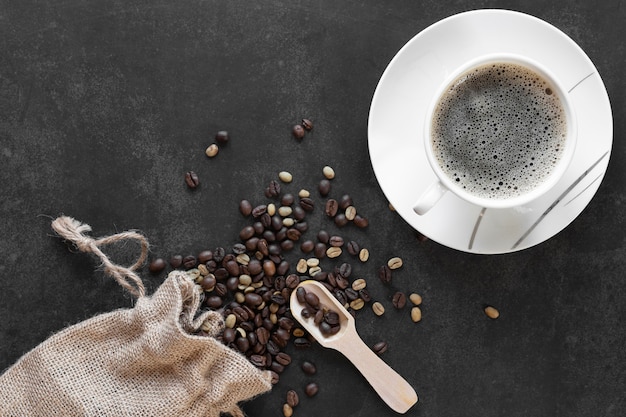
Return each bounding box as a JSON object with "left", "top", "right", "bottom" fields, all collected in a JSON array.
[{"left": 0, "top": 216, "right": 273, "bottom": 417}]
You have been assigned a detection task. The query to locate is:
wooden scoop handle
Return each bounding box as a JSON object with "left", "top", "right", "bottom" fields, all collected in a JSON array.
[{"left": 332, "top": 325, "right": 418, "bottom": 413}]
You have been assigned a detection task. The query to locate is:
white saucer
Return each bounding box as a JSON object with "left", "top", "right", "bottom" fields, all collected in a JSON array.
[{"left": 368, "top": 9, "right": 613, "bottom": 254}]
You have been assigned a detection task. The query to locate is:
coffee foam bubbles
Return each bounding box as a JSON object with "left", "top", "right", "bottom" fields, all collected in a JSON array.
[{"left": 431, "top": 62, "right": 567, "bottom": 200}]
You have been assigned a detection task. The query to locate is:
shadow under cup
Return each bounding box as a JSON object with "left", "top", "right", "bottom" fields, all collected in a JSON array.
[{"left": 414, "top": 53, "right": 577, "bottom": 215}]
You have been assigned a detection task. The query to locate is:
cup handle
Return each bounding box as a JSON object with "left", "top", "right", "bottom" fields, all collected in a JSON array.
[{"left": 413, "top": 181, "right": 448, "bottom": 215}]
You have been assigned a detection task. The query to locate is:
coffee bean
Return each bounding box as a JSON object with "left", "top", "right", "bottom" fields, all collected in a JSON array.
[
  {"left": 240, "top": 225, "right": 255, "bottom": 241},
  {"left": 411, "top": 306, "right": 422, "bottom": 323},
  {"left": 301, "top": 118, "right": 314, "bottom": 131},
  {"left": 270, "top": 371, "right": 280, "bottom": 385},
  {"left": 148, "top": 258, "right": 167, "bottom": 273},
  {"left": 484, "top": 305, "right": 500, "bottom": 319},
  {"left": 353, "top": 214, "right": 369, "bottom": 228},
  {"left": 326, "top": 246, "right": 342, "bottom": 258},
  {"left": 292, "top": 124, "right": 305, "bottom": 139},
  {"left": 252, "top": 204, "right": 267, "bottom": 218},
  {"left": 372, "top": 341, "right": 388, "bottom": 355},
  {"left": 279, "top": 171, "right": 293, "bottom": 183},
  {"left": 182, "top": 255, "right": 197, "bottom": 269},
  {"left": 314, "top": 243, "right": 327, "bottom": 259},
  {"left": 286, "top": 389, "right": 299, "bottom": 408},
  {"left": 392, "top": 291, "right": 407, "bottom": 309},
  {"left": 200, "top": 275, "right": 216, "bottom": 292},
  {"left": 346, "top": 240, "right": 360, "bottom": 255},
  {"left": 318, "top": 179, "right": 331, "bottom": 196},
  {"left": 300, "top": 240, "right": 315, "bottom": 253},
  {"left": 378, "top": 265, "right": 392, "bottom": 284},
  {"left": 184, "top": 171, "right": 199, "bottom": 189},
  {"left": 388, "top": 257, "right": 403, "bottom": 269},
  {"left": 293, "top": 337, "right": 312, "bottom": 349},
  {"left": 324, "top": 311, "right": 340, "bottom": 325},
  {"left": 214, "top": 130, "right": 230, "bottom": 144},
  {"left": 299, "top": 197, "right": 315, "bottom": 212},
  {"left": 205, "top": 143, "right": 219, "bottom": 158},
  {"left": 349, "top": 298, "right": 365, "bottom": 310},
  {"left": 351, "top": 278, "right": 366, "bottom": 291},
  {"left": 345, "top": 206, "right": 357, "bottom": 221},
  {"left": 250, "top": 354, "right": 266, "bottom": 368},
  {"left": 358, "top": 248, "right": 369, "bottom": 262},
  {"left": 305, "top": 382, "right": 319, "bottom": 397},
  {"left": 322, "top": 165, "right": 335, "bottom": 179},
  {"left": 296, "top": 287, "right": 306, "bottom": 304},
  {"left": 334, "top": 213, "right": 348, "bottom": 227},
  {"left": 329, "top": 235, "right": 344, "bottom": 247},
  {"left": 372, "top": 301, "right": 385, "bottom": 316},
  {"left": 169, "top": 254, "right": 183, "bottom": 269},
  {"left": 206, "top": 295, "right": 223, "bottom": 309},
  {"left": 410, "top": 293, "right": 423, "bottom": 306},
  {"left": 282, "top": 403, "right": 293, "bottom": 417},
  {"left": 324, "top": 199, "right": 338, "bottom": 217},
  {"left": 338, "top": 194, "right": 353, "bottom": 209},
  {"left": 292, "top": 205, "right": 306, "bottom": 221},
  {"left": 268, "top": 180, "right": 281, "bottom": 197},
  {"left": 301, "top": 361, "right": 317, "bottom": 375},
  {"left": 304, "top": 291, "right": 320, "bottom": 308}
]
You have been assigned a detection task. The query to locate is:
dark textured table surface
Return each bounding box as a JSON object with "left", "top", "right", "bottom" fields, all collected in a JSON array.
[{"left": 1, "top": 1, "right": 624, "bottom": 416}]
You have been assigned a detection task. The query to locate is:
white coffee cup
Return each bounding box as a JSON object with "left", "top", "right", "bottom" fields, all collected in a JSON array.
[{"left": 413, "top": 53, "right": 577, "bottom": 215}]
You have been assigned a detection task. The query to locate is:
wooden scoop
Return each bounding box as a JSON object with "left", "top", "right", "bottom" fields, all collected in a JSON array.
[{"left": 289, "top": 280, "right": 418, "bottom": 413}]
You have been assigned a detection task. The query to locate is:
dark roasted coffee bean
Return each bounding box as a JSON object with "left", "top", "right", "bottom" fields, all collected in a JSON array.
[
  {"left": 184, "top": 171, "right": 199, "bottom": 189},
  {"left": 304, "top": 291, "right": 320, "bottom": 308},
  {"left": 275, "top": 227, "right": 287, "bottom": 242},
  {"left": 285, "top": 274, "right": 300, "bottom": 289},
  {"left": 250, "top": 354, "right": 266, "bottom": 368},
  {"left": 344, "top": 288, "right": 359, "bottom": 301},
  {"left": 214, "top": 267, "right": 229, "bottom": 281},
  {"left": 271, "top": 215, "right": 283, "bottom": 231},
  {"left": 299, "top": 197, "right": 314, "bottom": 212},
  {"left": 301, "top": 118, "right": 314, "bottom": 131},
  {"left": 182, "top": 255, "right": 197, "bottom": 269},
  {"left": 329, "top": 235, "right": 344, "bottom": 248},
  {"left": 253, "top": 221, "right": 265, "bottom": 235},
  {"left": 324, "top": 311, "right": 340, "bottom": 325},
  {"left": 286, "top": 389, "right": 299, "bottom": 408},
  {"left": 198, "top": 250, "right": 213, "bottom": 264},
  {"left": 281, "top": 193, "right": 295, "bottom": 206},
  {"left": 263, "top": 230, "right": 277, "bottom": 242},
  {"left": 271, "top": 294, "right": 287, "bottom": 306},
  {"left": 335, "top": 275, "right": 349, "bottom": 290},
  {"left": 346, "top": 240, "right": 360, "bottom": 255},
  {"left": 169, "top": 254, "right": 183, "bottom": 269},
  {"left": 334, "top": 213, "right": 348, "bottom": 227},
  {"left": 339, "top": 194, "right": 353, "bottom": 209},
  {"left": 338, "top": 262, "right": 351, "bottom": 277},
  {"left": 274, "top": 276, "right": 286, "bottom": 291},
  {"left": 278, "top": 316, "right": 295, "bottom": 331},
  {"left": 256, "top": 327, "right": 270, "bottom": 345},
  {"left": 300, "top": 240, "right": 315, "bottom": 253},
  {"left": 261, "top": 212, "right": 272, "bottom": 228},
  {"left": 247, "top": 331, "right": 258, "bottom": 347},
  {"left": 378, "top": 265, "right": 392, "bottom": 284},
  {"left": 200, "top": 275, "right": 216, "bottom": 291},
  {"left": 252, "top": 204, "right": 268, "bottom": 218},
  {"left": 314, "top": 243, "right": 327, "bottom": 259},
  {"left": 359, "top": 288, "right": 372, "bottom": 302},
  {"left": 294, "top": 337, "right": 312, "bottom": 349},
  {"left": 305, "top": 382, "right": 319, "bottom": 397},
  {"left": 292, "top": 124, "right": 305, "bottom": 139},
  {"left": 301, "top": 361, "right": 317, "bottom": 375},
  {"left": 286, "top": 228, "right": 301, "bottom": 241},
  {"left": 276, "top": 352, "right": 292, "bottom": 367},
  {"left": 324, "top": 199, "right": 338, "bottom": 217},
  {"left": 372, "top": 341, "right": 388, "bottom": 355},
  {"left": 236, "top": 337, "right": 250, "bottom": 353},
  {"left": 222, "top": 328, "right": 236, "bottom": 343},
  {"left": 270, "top": 361, "right": 285, "bottom": 374},
  {"left": 247, "top": 259, "right": 263, "bottom": 275},
  {"left": 232, "top": 243, "right": 246, "bottom": 255},
  {"left": 353, "top": 214, "right": 369, "bottom": 228},
  {"left": 280, "top": 239, "right": 294, "bottom": 251},
  {"left": 277, "top": 260, "right": 290, "bottom": 276},
  {"left": 318, "top": 179, "right": 331, "bottom": 196},
  {"left": 292, "top": 205, "right": 306, "bottom": 220},
  {"left": 300, "top": 307, "right": 313, "bottom": 319},
  {"left": 257, "top": 239, "right": 270, "bottom": 256},
  {"left": 205, "top": 295, "right": 223, "bottom": 309},
  {"left": 213, "top": 247, "right": 226, "bottom": 263},
  {"left": 392, "top": 291, "right": 407, "bottom": 309},
  {"left": 225, "top": 260, "right": 239, "bottom": 276},
  {"left": 314, "top": 309, "right": 324, "bottom": 325},
  {"left": 148, "top": 258, "right": 167, "bottom": 273},
  {"left": 239, "top": 199, "right": 253, "bottom": 216},
  {"left": 268, "top": 180, "right": 281, "bottom": 197},
  {"left": 333, "top": 289, "right": 347, "bottom": 305},
  {"left": 317, "top": 230, "right": 330, "bottom": 243},
  {"left": 215, "top": 130, "right": 230, "bottom": 144},
  {"left": 245, "top": 293, "right": 263, "bottom": 308},
  {"left": 214, "top": 282, "right": 228, "bottom": 297},
  {"left": 294, "top": 221, "right": 308, "bottom": 233},
  {"left": 296, "top": 287, "right": 306, "bottom": 304}
]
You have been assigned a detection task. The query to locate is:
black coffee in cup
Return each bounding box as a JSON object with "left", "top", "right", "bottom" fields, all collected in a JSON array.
[{"left": 430, "top": 61, "right": 567, "bottom": 200}]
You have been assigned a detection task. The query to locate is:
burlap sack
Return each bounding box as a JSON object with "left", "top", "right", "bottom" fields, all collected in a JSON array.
[{"left": 0, "top": 216, "right": 272, "bottom": 417}]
